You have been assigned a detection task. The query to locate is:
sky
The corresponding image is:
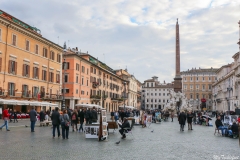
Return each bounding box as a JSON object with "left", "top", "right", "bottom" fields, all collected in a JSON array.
[{"left": 1, "top": 0, "right": 240, "bottom": 83}]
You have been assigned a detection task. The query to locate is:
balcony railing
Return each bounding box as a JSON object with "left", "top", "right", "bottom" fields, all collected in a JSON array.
[{"left": 90, "top": 95, "right": 101, "bottom": 99}]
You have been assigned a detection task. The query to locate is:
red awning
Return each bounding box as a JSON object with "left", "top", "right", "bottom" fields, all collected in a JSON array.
[{"left": 201, "top": 98, "right": 206, "bottom": 102}]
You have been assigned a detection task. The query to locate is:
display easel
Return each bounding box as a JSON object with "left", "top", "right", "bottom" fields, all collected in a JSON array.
[{"left": 98, "top": 109, "right": 108, "bottom": 141}]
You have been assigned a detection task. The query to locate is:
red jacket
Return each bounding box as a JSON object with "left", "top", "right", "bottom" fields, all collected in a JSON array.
[
  {"left": 2, "top": 109, "right": 9, "bottom": 119},
  {"left": 238, "top": 117, "right": 240, "bottom": 123}
]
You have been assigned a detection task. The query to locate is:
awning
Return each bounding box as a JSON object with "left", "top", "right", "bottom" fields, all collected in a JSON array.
[
  {"left": 0, "top": 99, "right": 58, "bottom": 107},
  {"left": 75, "top": 103, "right": 102, "bottom": 109}
]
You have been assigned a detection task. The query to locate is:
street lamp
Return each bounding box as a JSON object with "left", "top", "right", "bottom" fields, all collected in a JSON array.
[
  {"left": 123, "top": 81, "right": 126, "bottom": 112},
  {"left": 227, "top": 78, "right": 232, "bottom": 115}
]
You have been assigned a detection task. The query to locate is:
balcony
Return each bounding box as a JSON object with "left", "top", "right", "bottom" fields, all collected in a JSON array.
[
  {"left": 92, "top": 82, "right": 99, "bottom": 88},
  {"left": 90, "top": 95, "right": 101, "bottom": 102}
]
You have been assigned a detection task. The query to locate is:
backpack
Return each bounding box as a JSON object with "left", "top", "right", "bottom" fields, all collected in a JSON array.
[{"left": 72, "top": 114, "right": 76, "bottom": 120}]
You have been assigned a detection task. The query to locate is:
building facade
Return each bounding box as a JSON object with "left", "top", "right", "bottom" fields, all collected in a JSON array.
[
  {"left": 141, "top": 76, "right": 174, "bottom": 110},
  {"left": 63, "top": 49, "right": 128, "bottom": 112},
  {"left": 0, "top": 10, "right": 63, "bottom": 112},
  {"left": 181, "top": 68, "right": 218, "bottom": 110}
]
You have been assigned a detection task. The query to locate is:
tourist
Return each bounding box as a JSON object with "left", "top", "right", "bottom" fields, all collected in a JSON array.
[
  {"left": 228, "top": 120, "right": 239, "bottom": 137},
  {"left": 187, "top": 111, "right": 194, "bottom": 130},
  {"left": 91, "top": 107, "right": 98, "bottom": 123},
  {"left": 40, "top": 110, "right": 45, "bottom": 122},
  {"left": 60, "top": 109, "right": 70, "bottom": 139},
  {"left": 215, "top": 116, "right": 227, "bottom": 136},
  {"left": 118, "top": 117, "right": 130, "bottom": 139},
  {"left": 110, "top": 111, "right": 114, "bottom": 121},
  {"left": 71, "top": 109, "right": 78, "bottom": 132},
  {"left": 178, "top": 110, "right": 186, "bottom": 132},
  {"left": 114, "top": 110, "right": 119, "bottom": 122},
  {"left": 9, "top": 109, "right": 13, "bottom": 122},
  {"left": 78, "top": 109, "right": 85, "bottom": 132},
  {"left": 171, "top": 111, "right": 174, "bottom": 122},
  {"left": 0, "top": 108, "right": 10, "bottom": 131},
  {"left": 29, "top": 107, "right": 37, "bottom": 132},
  {"left": 120, "top": 110, "right": 125, "bottom": 122},
  {"left": 85, "top": 108, "right": 92, "bottom": 124},
  {"left": 13, "top": 110, "right": 18, "bottom": 123},
  {"left": 51, "top": 107, "right": 60, "bottom": 138}
]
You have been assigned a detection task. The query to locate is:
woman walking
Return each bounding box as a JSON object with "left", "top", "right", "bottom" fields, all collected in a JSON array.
[
  {"left": 78, "top": 109, "right": 85, "bottom": 132},
  {"left": 71, "top": 109, "right": 78, "bottom": 132},
  {"left": 60, "top": 109, "right": 70, "bottom": 139},
  {"left": 13, "top": 110, "right": 18, "bottom": 123}
]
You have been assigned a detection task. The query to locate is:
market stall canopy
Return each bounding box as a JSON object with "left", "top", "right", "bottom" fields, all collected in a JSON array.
[
  {"left": 75, "top": 104, "right": 102, "bottom": 109},
  {"left": 0, "top": 99, "right": 58, "bottom": 107},
  {"left": 118, "top": 105, "right": 135, "bottom": 109}
]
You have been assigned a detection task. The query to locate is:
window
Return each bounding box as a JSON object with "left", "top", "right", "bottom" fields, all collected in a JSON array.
[
  {"left": 42, "top": 70, "right": 47, "bottom": 81},
  {"left": 209, "top": 77, "right": 211, "bottom": 81},
  {"left": 33, "top": 86, "right": 39, "bottom": 98},
  {"left": 64, "top": 75, "right": 68, "bottom": 83},
  {"left": 202, "top": 94, "right": 205, "bottom": 98},
  {"left": 209, "top": 94, "right": 212, "bottom": 99},
  {"left": 90, "top": 67, "right": 93, "bottom": 73},
  {"left": 56, "top": 73, "right": 60, "bottom": 83},
  {"left": 8, "top": 60, "right": 17, "bottom": 75},
  {"left": 43, "top": 48, "right": 48, "bottom": 58},
  {"left": 202, "top": 77, "right": 205, "bottom": 81},
  {"left": 190, "top": 77, "right": 192, "bottom": 81},
  {"left": 57, "top": 54, "right": 61, "bottom": 63},
  {"left": 163, "top": 99, "right": 165, "bottom": 103},
  {"left": 87, "top": 68, "right": 89, "bottom": 74},
  {"left": 8, "top": 82, "right": 15, "bottom": 96},
  {"left": 0, "top": 57, "right": 2, "bottom": 72},
  {"left": 159, "top": 99, "right": 161, "bottom": 102},
  {"left": 94, "top": 68, "right": 96, "bottom": 74},
  {"left": 196, "top": 94, "right": 199, "bottom": 99},
  {"left": 190, "top": 94, "right": 193, "bottom": 99},
  {"left": 208, "top": 84, "right": 211, "bottom": 90},
  {"left": 35, "top": 45, "right": 39, "bottom": 54},
  {"left": 155, "top": 99, "right": 157, "bottom": 102},
  {"left": 99, "top": 71, "right": 101, "bottom": 75},
  {"left": 81, "top": 91, "right": 84, "bottom": 95},
  {"left": 159, "top": 93, "right": 161, "bottom": 96},
  {"left": 163, "top": 93, "right": 165, "bottom": 96},
  {"left": 62, "top": 89, "right": 69, "bottom": 94},
  {"left": 87, "top": 80, "right": 88, "bottom": 86},
  {"left": 155, "top": 93, "right": 157, "bottom": 96},
  {"left": 202, "top": 85, "right": 205, "bottom": 90},
  {"left": 76, "top": 89, "right": 78, "bottom": 94},
  {"left": 196, "top": 77, "right": 198, "bottom": 81},
  {"left": 22, "top": 64, "right": 30, "bottom": 77},
  {"left": 12, "top": 34, "right": 17, "bottom": 46},
  {"left": 49, "top": 71, "right": 54, "bottom": 82},
  {"left": 147, "top": 99, "right": 148, "bottom": 102},
  {"left": 50, "top": 51, "right": 55, "bottom": 60},
  {"left": 33, "top": 67, "right": 39, "bottom": 79},
  {"left": 190, "top": 85, "right": 193, "bottom": 90},
  {"left": 82, "top": 66, "right": 85, "bottom": 73},
  {"left": 76, "top": 76, "right": 78, "bottom": 83},
  {"left": 151, "top": 93, "right": 153, "bottom": 96},
  {"left": 196, "top": 85, "right": 199, "bottom": 89},
  {"left": 82, "top": 77, "right": 84, "bottom": 85},
  {"left": 184, "top": 77, "right": 186, "bottom": 81},
  {"left": 26, "top": 40, "right": 30, "bottom": 51},
  {"left": 76, "top": 64, "right": 80, "bottom": 71},
  {"left": 22, "top": 85, "right": 28, "bottom": 97}
]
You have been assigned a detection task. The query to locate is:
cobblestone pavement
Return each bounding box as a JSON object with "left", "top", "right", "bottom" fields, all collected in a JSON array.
[{"left": 0, "top": 118, "right": 239, "bottom": 160}]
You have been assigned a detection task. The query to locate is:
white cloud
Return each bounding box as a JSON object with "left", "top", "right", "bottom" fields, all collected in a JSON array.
[{"left": 1, "top": 0, "right": 239, "bottom": 83}]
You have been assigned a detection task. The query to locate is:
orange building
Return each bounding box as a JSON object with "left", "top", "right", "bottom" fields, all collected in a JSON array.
[
  {"left": 63, "top": 48, "right": 128, "bottom": 112},
  {"left": 0, "top": 10, "right": 63, "bottom": 113}
]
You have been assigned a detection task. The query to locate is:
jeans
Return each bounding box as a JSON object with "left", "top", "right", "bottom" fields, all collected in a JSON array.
[
  {"left": 0, "top": 119, "right": 9, "bottom": 130},
  {"left": 218, "top": 126, "right": 228, "bottom": 135},
  {"left": 228, "top": 130, "right": 233, "bottom": 136},
  {"left": 52, "top": 125, "right": 60, "bottom": 137},
  {"left": 79, "top": 122, "right": 83, "bottom": 131},
  {"left": 31, "top": 121, "right": 36, "bottom": 132},
  {"left": 61, "top": 123, "right": 69, "bottom": 139}
]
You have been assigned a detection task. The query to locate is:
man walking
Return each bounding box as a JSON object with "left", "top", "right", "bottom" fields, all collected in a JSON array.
[
  {"left": 51, "top": 107, "right": 60, "bottom": 138},
  {"left": 178, "top": 110, "right": 186, "bottom": 132},
  {"left": 187, "top": 111, "right": 194, "bottom": 130},
  {"left": 0, "top": 108, "right": 10, "bottom": 131},
  {"left": 91, "top": 107, "right": 98, "bottom": 123},
  {"left": 29, "top": 107, "right": 37, "bottom": 132}
]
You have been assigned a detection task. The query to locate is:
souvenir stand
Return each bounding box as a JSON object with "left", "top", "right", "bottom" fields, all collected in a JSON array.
[{"left": 74, "top": 104, "right": 104, "bottom": 139}]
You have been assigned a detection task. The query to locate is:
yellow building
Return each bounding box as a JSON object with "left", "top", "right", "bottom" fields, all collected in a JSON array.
[{"left": 0, "top": 10, "right": 62, "bottom": 113}]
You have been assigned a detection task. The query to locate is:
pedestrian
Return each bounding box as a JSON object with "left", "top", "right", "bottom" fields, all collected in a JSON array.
[
  {"left": 60, "top": 109, "right": 70, "bottom": 139},
  {"left": 171, "top": 111, "right": 174, "bottom": 122},
  {"left": 13, "top": 110, "right": 18, "bottom": 123},
  {"left": 86, "top": 108, "right": 92, "bottom": 124},
  {"left": 51, "top": 107, "right": 60, "bottom": 138},
  {"left": 0, "top": 108, "right": 10, "bottom": 131},
  {"left": 187, "top": 111, "right": 194, "bottom": 130},
  {"left": 120, "top": 110, "right": 125, "bottom": 122},
  {"left": 78, "top": 109, "right": 85, "bottom": 132},
  {"left": 114, "top": 110, "right": 119, "bottom": 122},
  {"left": 29, "top": 107, "right": 37, "bottom": 132},
  {"left": 91, "top": 107, "right": 98, "bottom": 123},
  {"left": 178, "top": 110, "right": 186, "bottom": 132},
  {"left": 9, "top": 109, "right": 13, "bottom": 123},
  {"left": 110, "top": 111, "right": 114, "bottom": 121},
  {"left": 71, "top": 109, "right": 78, "bottom": 132},
  {"left": 40, "top": 110, "right": 45, "bottom": 122}
]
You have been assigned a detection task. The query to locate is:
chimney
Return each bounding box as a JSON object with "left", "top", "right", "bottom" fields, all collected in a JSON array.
[{"left": 76, "top": 47, "right": 78, "bottom": 51}]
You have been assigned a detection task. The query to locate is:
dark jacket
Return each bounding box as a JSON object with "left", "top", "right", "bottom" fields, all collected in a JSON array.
[
  {"left": 86, "top": 110, "right": 92, "bottom": 120},
  {"left": 29, "top": 109, "right": 37, "bottom": 121},
  {"left": 178, "top": 112, "right": 186, "bottom": 125},
  {"left": 51, "top": 111, "right": 60, "bottom": 125},
  {"left": 231, "top": 123, "right": 239, "bottom": 133},
  {"left": 78, "top": 111, "right": 85, "bottom": 123},
  {"left": 13, "top": 112, "right": 17, "bottom": 118},
  {"left": 71, "top": 112, "right": 78, "bottom": 122},
  {"left": 187, "top": 113, "right": 194, "bottom": 123},
  {"left": 215, "top": 119, "right": 223, "bottom": 128},
  {"left": 91, "top": 110, "right": 98, "bottom": 122},
  {"left": 110, "top": 111, "right": 114, "bottom": 116},
  {"left": 119, "top": 120, "right": 130, "bottom": 129},
  {"left": 40, "top": 111, "right": 45, "bottom": 121}
]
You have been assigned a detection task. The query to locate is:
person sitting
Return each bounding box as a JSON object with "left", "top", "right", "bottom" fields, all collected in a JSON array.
[
  {"left": 118, "top": 117, "right": 130, "bottom": 139},
  {"left": 215, "top": 116, "right": 228, "bottom": 136},
  {"left": 228, "top": 120, "right": 239, "bottom": 138}
]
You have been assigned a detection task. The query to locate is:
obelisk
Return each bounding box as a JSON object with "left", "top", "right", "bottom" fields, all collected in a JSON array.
[{"left": 174, "top": 19, "right": 182, "bottom": 93}]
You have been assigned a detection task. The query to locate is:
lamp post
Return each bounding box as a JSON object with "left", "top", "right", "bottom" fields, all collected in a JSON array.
[
  {"left": 124, "top": 82, "right": 126, "bottom": 112},
  {"left": 227, "top": 78, "right": 232, "bottom": 115}
]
